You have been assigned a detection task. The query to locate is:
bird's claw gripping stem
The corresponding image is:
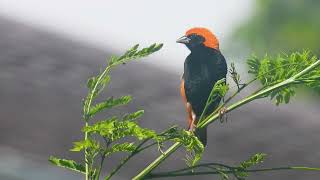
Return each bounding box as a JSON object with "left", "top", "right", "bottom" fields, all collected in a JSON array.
[{"left": 219, "top": 107, "right": 228, "bottom": 123}]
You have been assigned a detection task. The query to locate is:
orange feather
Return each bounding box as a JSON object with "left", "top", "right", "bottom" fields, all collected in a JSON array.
[
  {"left": 186, "top": 27, "right": 219, "bottom": 50},
  {"left": 180, "top": 79, "right": 194, "bottom": 129}
]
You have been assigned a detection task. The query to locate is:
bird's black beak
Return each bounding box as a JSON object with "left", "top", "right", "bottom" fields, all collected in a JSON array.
[{"left": 176, "top": 35, "right": 190, "bottom": 44}]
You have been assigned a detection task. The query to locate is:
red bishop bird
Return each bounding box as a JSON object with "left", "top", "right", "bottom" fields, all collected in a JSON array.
[{"left": 177, "top": 27, "right": 227, "bottom": 146}]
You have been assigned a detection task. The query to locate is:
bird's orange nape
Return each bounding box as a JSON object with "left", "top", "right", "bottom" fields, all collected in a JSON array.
[{"left": 186, "top": 27, "right": 219, "bottom": 50}]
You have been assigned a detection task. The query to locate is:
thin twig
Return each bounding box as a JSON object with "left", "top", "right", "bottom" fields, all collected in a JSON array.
[{"left": 146, "top": 166, "right": 320, "bottom": 179}]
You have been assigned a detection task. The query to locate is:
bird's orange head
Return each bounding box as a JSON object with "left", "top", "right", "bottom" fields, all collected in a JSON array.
[{"left": 176, "top": 27, "right": 219, "bottom": 50}]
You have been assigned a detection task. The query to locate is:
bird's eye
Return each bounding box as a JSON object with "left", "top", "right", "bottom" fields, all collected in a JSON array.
[{"left": 190, "top": 34, "right": 197, "bottom": 38}]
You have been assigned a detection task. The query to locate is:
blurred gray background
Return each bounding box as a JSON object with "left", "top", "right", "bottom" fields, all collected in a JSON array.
[{"left": 0, "top": 0, "right": 319, "bottom": 179}]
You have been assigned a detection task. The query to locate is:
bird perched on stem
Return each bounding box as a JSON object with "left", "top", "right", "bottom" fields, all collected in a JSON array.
[{"left": 177, "top": 27, "right": 227, "bottom": 146}]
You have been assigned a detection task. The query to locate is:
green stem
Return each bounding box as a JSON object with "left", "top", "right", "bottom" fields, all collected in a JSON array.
[
  {"left": 198, "top": 79, "right": 290, "bottom": 127},
  {"left": 158, "top": 162, "right": 234, "bottom": 174},
  {"left": 83, "top": 66, "right": 111, "bottom": 180},
  {"left": 85, "top": 122, "right": 89, "bottom": 180},
  {"left": 95, "top": 154, "right": 106, "bottom": 180},
  {"left": 146, "top": 166, "right": 320, "bottom": 179},
  {"left": 106, "top": 127, "right": 177, "bottom": 180},
  {"left": 96, "top": 140, "right": 111, "bottom": 180},
  {"left": 105, "top": 139, "right": 158, "bottom": 180},
  {"left": 209, "top": 61, "right": 304, "bottom": 118},
  {"left": 198, "top": 81, "right": 248, "bottom": 126},
  {"left": 132, "top": 142, "right": 182, "bottom": 180},
  {"left": 199, "top": 59, "right": 320, "bottom": 128},
  {"left": 133, "top": 59, "right": 320, "bottom": 180}
]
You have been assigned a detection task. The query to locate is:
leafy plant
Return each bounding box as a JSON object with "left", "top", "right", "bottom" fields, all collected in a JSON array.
[
  {"left": 132, "top": 50, "right": 320, "bottom": 179},
  {"left": 247, "top": 51, "right": 320, "bottom": 104},
  {"left": 49, "top": 43, "right": 320, "bottom": 179},
  {"left": 49, "top": 44, "right": 204, "bottom": 180}
]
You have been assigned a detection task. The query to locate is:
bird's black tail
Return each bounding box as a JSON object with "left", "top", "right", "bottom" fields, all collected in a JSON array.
[{"left": 195, "top": 127, "right": 207, "bottom": 146}]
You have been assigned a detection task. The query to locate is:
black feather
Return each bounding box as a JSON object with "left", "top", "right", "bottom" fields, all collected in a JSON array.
[{"left": 184, "top": 45, "right": 227, "bottom": 146}]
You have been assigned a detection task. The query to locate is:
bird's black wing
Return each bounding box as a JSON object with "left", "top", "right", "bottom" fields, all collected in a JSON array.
[{"left": 184, "top": 48, "right": 227, "bottom": 118}]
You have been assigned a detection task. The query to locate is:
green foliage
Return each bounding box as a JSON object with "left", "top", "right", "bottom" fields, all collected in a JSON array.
[
  {"left": 49, "top": 156, "right": 85, "bottom": 174},
  {"left": 50, "top": 42, "right": 320, "bottom": 180},
  {"left": 179, "top": 132, "right": 204, "bottom": 166},
  {"left": 108, "top": 43, "right": 163, "bottom": 66},
  {"left": 247, "top": 51, "right": 320, "bottom": 105},
  {"left": 122, "top": 110, "right": 144, "bottom": 121},
  {"left": 83, "top": 118, "right": 158, "bottom": 141},
  {"left": 83, "top": 43, "right": 163, "bottom": 121},
  {"left": 86, "top": 74, "right": 111, "bottom": 104},
  {"left": 211, "top": 78, "right": 229, "bottom": 100},
  {"left": 198, "top": 78, "right": 229, "bottom": 122},
  {"left": 66, "top": 42, "right": 205, "bottom": 180},
  {"left": 233, "top": 153, "right": 267, "bottom": 178},
  {"left": 88, "top": 96, "right": 132, "bottom": 118},
  {"left": 235, "top": 0, "right": 320, "bottom": 55},
  {"left": 162, "top": 127, "right": 204, "bottom": 166},
  {"left": 50, "top": 43, "right": 164, "bottom": 179},
  {"left": 82, "top": 119, "right": 203, "bottom": 166},
  {"left": 106, "top": 142, "right": 137, "bottom": 154},
  {"left": 70, "top": 139, "right": 100, "bottom": 152},
  {"left": 239, "top": 153, "right": 267, "bottom": 169}
]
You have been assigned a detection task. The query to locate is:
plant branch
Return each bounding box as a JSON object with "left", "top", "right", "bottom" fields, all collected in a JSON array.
[
  {"left": 156, "top": 162, "right": 234, "bottom": 174},
  {"left": 106, "top": 139, "right": 162, "bottom": 180},
  {"left": 132, "top": 142, "right": 182, "bottom": 180},
  {"left": 199, "top": 59, "right": 320, "bottom": 128},
  {"left": 83, "top": 66, "right": 111, "bottom": 180},
  {"left": 106, "top": 125, "right": 178, "bottom": 179},
  {"left": 133, "top": 59, "right": 320, "bottom": 180},
  {"left": 96, "top": 154, "right": 106, "bottom": 180},
  {"left": 146, "top": 166, "right": 320, "bottom": 179}
]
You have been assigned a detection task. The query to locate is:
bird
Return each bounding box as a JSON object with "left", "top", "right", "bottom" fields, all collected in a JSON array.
[{"left": 177, "top": 27, "right": 227, "bottom": 146}]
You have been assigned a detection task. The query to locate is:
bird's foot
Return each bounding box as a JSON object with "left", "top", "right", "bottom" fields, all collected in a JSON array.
[
  {"left": 219, "top": 107, "right": 228, "bottom": 123},
  {"left": 157, "top": 142, "right": 165, "bottom": 154},
  {"left": 188, "top": 119, "right": 196, "bottom": 132}
]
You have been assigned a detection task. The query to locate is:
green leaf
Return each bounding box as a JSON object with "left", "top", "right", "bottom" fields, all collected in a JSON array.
[
  {"left": 83, "top": 75, "right": 111, "bottom": 114},
  {"left": 247, "top": 55, "right": 260, "bottom": 75},
  {"left": 118, "top": 44, "right": 139, "bottom": 60},
  {"left": 108, "top": 43, "right": 163, "bottom": 66},
  {"left": 91, "top": 75, "right": 111, "bottom": 99},
  {"left": 163, "top": 128, "right": 204, "bottom": 166},
  {"left": 104, "top": 142, "right": 137, "bottom": 156},
  {"left": 204, "top": 78, "right": 229, "bottom": 110},
  {"left": 240, "top": 153, "right": 267, "bottom": 169},
  {"left": 70, "top": 139, "right": 100, "bottom": 152},
  {"left": 87, "top": 77, "right": 97, "bottom": 90},
  {"left": 284, "top": 90, "right": 291, "bottom": 104},
  {"left": 84, "top": 43, "right": 163, "bottom": 119},
  {"left": 49, "top": 156, "right": 85, "bottom": 174},
  {"left": 83, "top": 119, "right": 157, "bottom": 141},
  {"left": 247, "top": 51, "right": 320, "bottom": 105},
  {"left": 88, "top": 95, "right": 132, "bottom": 117},
  {"left": 122, "top": 110, "right": 144, "bottom": 121},
  {"left": 211, "top": 78, "right": 229, "bottom": 99},
  {"left": 108, "top": 55, "right": 119, "bottom": 66},
  {"left": 112, "top": 142, "right": 136, "bottom": 152},
  {"left": 236, "top": 153, "right": 267, "bottom": 178}
]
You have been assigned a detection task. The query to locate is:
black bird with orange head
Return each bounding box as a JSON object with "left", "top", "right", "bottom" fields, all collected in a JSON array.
[{"left": 177, "top": 27, "right": 227, "bottom": 146}]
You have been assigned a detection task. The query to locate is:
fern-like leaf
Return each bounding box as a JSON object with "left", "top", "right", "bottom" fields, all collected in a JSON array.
[
  {"left": 247, "top": 51, "right": 319, "bottom": 105},
  {"left": 88, "top": 96, "right": 132, "bottom": 118},
  {"left": 49, "top": 156, "right": 85, "bottom": 174}
]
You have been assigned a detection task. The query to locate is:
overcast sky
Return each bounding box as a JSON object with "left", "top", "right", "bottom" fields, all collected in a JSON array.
[{"left": 0, "top": 0, "right": 253, "bottom": 71}]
